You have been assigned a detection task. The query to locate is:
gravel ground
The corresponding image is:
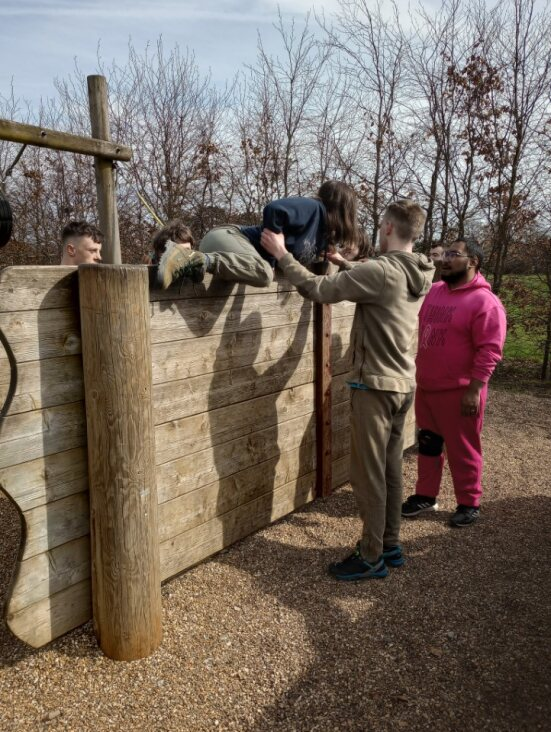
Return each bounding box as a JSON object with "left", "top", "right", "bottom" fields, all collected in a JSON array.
[{"left": 1, "top": 386, "right": 550, "bottom": 732}]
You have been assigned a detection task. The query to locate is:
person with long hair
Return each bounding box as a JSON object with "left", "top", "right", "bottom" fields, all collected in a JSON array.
[{"left": 158, "top": 181, "right": 359, "bottom": 288}]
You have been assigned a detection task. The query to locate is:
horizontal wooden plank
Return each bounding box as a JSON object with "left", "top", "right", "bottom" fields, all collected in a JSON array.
[
  {"left": 0, "top": 307, "right": 81, "bottom": 363},
  {"left": 0, "top": 267, "right": 79, "bottom": 313},
  {"left": 332, "top": 401, "right": 349, "bottom": 434},
  {"left": 23, "top": 491, "right": 90, "bottom": 560},
  {"left": 0, "top": 447, "right": 88, "bottom": 512},
  {"left": 331, "top": 300, "right": 356, "bottom": 318},
  {"left": 153, "top": 353, "right": 314, "bottom": 424},
  {"left": 151, "top": 320, "right": 313, "bottom": 383},
  {"left": 332, "top": 427, "right": 350, "bottom": 461},
  {"left": 6, "top": 578, "right": 92, "bottom": 649},
  {"left": 156, "top": 411, "right": 315, "bottom": 504},
  {"left": 149, "top": 272, "right": 295, "bottom": 302},
  {"left": 150, "top": 291, "right": 312, "bottom": 344},
  {"left": 160, "top": 472, "right": 316, "bottom": 581},
  {"left": 332, "top": 456, "right": 350, "bottom": 490},
  {"left": 0, "top": 354, "right": 84, "bottom": 416},
  {"left": 0, "top": 402, "right": 86, "bottom": 470},
  {"left": 155, "top": 381, "right": 314, "bottom": 465},
  {"left": 331, "top": 315, "right": 353, "bottom": 345},
  {"left": 0, "top": 118, "right": 131, "bottom": 161},
  {"left": 9, "top": 536, "right": 90, "bottom": 614},
  {"left": 158, "top": 441, "right": 316, "bottom": 542},
  {"left": 331, "top": 372, "right": 351, "bottom": 405}
]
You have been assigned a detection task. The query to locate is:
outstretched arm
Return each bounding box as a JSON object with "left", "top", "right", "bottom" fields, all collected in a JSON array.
[{"left": 260, "top": 229, "right": 385, "bottom": 305}]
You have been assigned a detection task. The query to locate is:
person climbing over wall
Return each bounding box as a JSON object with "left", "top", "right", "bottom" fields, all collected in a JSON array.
[
  {"left": 157, "top": 181, "right": 360, "bottom": 289},
  {"left": 60, "top": 220, "right": 103, "bottom": 265},
  {"left": 261, "top": 199, "right": 434, "bottom": 581},
  {"left": 143, "top": 219, "right": 195, "bottom": 266}
]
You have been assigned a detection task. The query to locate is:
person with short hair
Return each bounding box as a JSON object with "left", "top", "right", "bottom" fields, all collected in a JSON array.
[
  {"left": 60, "top": 221, "right": 103, "bottom": 265},
  {"left": 402, "top": 238, "right": 507, "bottom": 527},
  {"left": 428, "top": 244, "right": 444, "bottom": 281},
  {"left": 261, "top": 198, "right": 434, "bottom": 580},
  {"left": 158, "top": 181, "right": 360, "bottom": 289}
]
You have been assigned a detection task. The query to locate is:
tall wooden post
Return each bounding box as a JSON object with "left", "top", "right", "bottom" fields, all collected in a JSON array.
[
  {"left": 314, "top": 302, "right": 333, "bottom": 497},
  {"left": 87, "top": 75, "right": 121, "bottom": 264},
  {"left": 79, "top": 264, "right": 161, "bottom": 660}
]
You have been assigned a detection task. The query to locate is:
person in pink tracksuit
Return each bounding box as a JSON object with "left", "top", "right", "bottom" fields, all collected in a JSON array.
[{"left": 402, "top": 238, "right": 507, "bottom": 527}]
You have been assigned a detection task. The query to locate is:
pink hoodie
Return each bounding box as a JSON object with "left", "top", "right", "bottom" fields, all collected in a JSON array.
[{"left": 416, "top": 272, "right": 507, "bottom": 391}]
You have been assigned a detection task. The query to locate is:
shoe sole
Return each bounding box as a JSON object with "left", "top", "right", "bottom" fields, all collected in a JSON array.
[
  {"left": 333, "top": 571, "right": 388, "bottom": 581},
  {"left": 401, "top": 503, "right": 438, "bottom": 518},
  {"left": 384, "top": 558, "right": 405, "bottom": 568},
  {"left": 449, "top": 517, "right": 479, "bottom": 528}
]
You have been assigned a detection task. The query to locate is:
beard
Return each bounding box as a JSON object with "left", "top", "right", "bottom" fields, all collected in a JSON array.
[{"left": 441, "top": 267, "right": 468, "bottom": 284}]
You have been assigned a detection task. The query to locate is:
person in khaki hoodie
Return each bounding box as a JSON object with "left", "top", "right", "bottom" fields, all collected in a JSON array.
[{"left": 261, "top": 199, "right": 434, "bottom": 581}]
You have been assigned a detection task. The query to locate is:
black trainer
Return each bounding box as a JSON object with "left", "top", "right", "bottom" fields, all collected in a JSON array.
[
  {"left": 329, "top": 544, "right": 388, "bottom": 581},
  {"left": 449, "top": 505, "right": 480, "bottom": 527},
  {"left": 401, "top": 494, "right": 438, "bottom": 517},
  {"left": 382, "top": 545, "right": 405, "bottom": 568}
]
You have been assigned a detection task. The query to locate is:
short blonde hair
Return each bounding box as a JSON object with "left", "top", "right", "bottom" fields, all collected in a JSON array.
[{"left": 385, "top": 199, "right": 426, "bottom": 242}]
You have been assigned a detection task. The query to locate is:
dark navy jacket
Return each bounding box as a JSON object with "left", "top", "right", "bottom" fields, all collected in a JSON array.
[{"left": 240, "top": 197, "right": 327, "bottom": 265}]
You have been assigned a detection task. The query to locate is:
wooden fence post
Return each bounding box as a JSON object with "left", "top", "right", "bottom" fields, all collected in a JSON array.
[
  {"left": 87, "top": 75, "right": 121, "bottom": 265},
  {"left": 314, "top": 302, "right": 333, "bottom": 497},
  {"left": 79, "top": 264, "right": 161, "bottom": 660}
]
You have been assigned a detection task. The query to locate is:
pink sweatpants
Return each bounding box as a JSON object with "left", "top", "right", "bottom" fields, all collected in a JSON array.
[{"left": 415, "top": 386, "right": 488, "bottom": 507}]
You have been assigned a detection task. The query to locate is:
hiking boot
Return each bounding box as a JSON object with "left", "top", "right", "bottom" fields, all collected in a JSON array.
[
  {"left": 158, "top": 243, "right": 209, "bottom": 289},
  {"left": 382, "top": 545, "right": 405, "bottom": 568},
  {"left": 329, "top": 544, "right": 388, "bottom": 581},
  {"left": 401, "top": 494, "right": 438, "bottom": 517},
  {"left": 449, "top": 505, "right": 480, "bottom": 528}
]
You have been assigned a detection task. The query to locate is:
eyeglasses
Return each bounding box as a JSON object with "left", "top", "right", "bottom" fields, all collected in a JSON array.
[{"left": 442, "top": 250, "right": 469, "bottom": 260}]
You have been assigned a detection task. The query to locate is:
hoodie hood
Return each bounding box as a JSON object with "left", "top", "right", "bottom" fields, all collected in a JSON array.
[{"left": 383, "top": 251, "right": 435, "bottom": 297}]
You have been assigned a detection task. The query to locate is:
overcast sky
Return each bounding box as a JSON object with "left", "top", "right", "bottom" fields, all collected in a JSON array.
[{"left": 0, "top": 0, "right": 345, "bottom": 110}]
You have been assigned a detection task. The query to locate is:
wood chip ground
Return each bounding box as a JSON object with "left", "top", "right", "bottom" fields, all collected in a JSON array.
[{"left": 1, "top": 386, "right": 550, "bottom": 731}]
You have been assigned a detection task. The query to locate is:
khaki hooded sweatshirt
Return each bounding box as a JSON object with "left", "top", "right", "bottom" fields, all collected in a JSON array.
[{"left": 277, "top": 250, "right": 435, "bottom": 393}]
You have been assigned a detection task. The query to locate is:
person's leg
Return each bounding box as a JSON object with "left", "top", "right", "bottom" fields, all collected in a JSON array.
[
  {"left": 414, "top": 388, "right": 445, "bottom": 498},
  {"left": 383, "top": 391, "right": 414, "bottom": 550},
  {"left": 438, "top": 387, "right": 487, "bottom": 508},
  {"left": 349, "top": 389, "right": 397, "bottom": 563},
  {"left": 199, "top": 226, "right": 274, "bottom": 287}
]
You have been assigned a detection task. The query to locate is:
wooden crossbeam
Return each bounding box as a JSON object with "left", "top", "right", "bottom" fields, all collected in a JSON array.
[{"left": 0, "top": 117, "right": 132, "bottom": 161}]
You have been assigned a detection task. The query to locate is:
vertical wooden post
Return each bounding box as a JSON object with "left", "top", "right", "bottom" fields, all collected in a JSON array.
[
  {"left": 87, "top": 75, "right": 121, "bottom": 264},
  {"left": 314, "top": 302, "right": 333, "bottom": 497},
  {"left": 79, "top": 264, "right": 161, "bottom": 660}
]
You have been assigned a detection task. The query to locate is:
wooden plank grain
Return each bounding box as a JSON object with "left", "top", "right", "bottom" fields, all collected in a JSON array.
[
  {"left": 0, "top": 308, "right": 81, "bottom": 363},
  {"left": 151, "top": 320, "right": 313, "bottom": 383},
  {"left": 154, "top": 381, "right": 314, "bottom": 466},
  {"left": 0, "top": 447, "right": 88, "bottom": 512},
  {"left": 0, "top": 355, "right": 84, "bottom": 416},
  {"left": 9, "top": 536, "right": 90, "bottom": 614},
  {"left": 153, "top": 353, "right": 314, "bottom": 424},
  {"left": 160, "top": 472, "right": 316, "bottom": 581},
  {"left": 156, "top": 410, "right": 316, "bottom": 504},
  {"left": 149, "top": 272, "right": 295, "bottom": 302},
  {"left": 6, "top": 579, "right": 92, "bottom": 649},
  {"left": 150, "top": 291, "right": 312, "bottom": 344},
  {"left": 158, "top": 441, "right": 317, "bottom": 542},
  {"left": 0, "top": 266, "right": 78, "bottom": 313},
  {"left": 22, "top": 491, "right": 90, "bottom": 560},
  {"left": 0, "top": 402, "right": 86, "bottom": 470}
]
